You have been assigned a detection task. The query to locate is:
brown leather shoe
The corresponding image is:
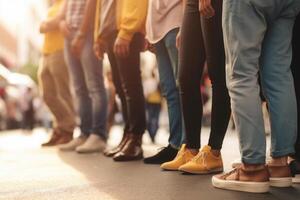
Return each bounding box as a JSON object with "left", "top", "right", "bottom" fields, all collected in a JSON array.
[
  {"left": 42, "top": 130, "right": 73, "bottom": 147},
  {"left": 42, "top": 130, "right": 60, "bottom": 147},
  {"left": 104, "top": 132, "right": 129, "bottom": 157},
  {"left": 113, "top": 133, "right": 143, "bottom": 161},
  {"left": 55, "top": 131, "right": 73, "bottom": 145},
  {"left": 267, "top": 164, "right": 292, "bottom": 187}
]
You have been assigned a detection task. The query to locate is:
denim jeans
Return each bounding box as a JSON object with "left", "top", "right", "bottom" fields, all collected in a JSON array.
[
  {"left": 146, "top": 102, "right": 161, "bottom": 141},
  {"left": 64, "top": 32, "right": 107, "bottom": 139},
  {"left": 223, "top": 0, "right": 300, "bottom": 164},
  {"left": 292, "top": 14, "right": 300, "bottom": 161},
  {"left": 39, "top": 51, "right": 76, "bottom": 133},
  {"left": 154, "top": 28, "right": 184, "bottom": 149}
]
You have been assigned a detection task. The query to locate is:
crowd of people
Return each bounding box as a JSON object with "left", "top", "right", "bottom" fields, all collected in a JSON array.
[{"left": 38, "top": 0, "right": 300, "bottom": 194}]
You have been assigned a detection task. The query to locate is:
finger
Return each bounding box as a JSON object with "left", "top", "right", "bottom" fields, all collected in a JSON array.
[
  {"left": 202, "top": 1, "right": 209, "bottom": 17},
  {"left": 65, "top": 23, "right": 71, "bottom": 35},
  {"left": 95, "top": 51, "right": 101, "bottom": 60},
  {"left": 143, "top": 40, "right": 148, "bottom": 51},
  {"left": 207, "top": 5, "right": 215, "bottom": 17},
  {"left": 203, "top": 0, "right": 215, "bottom": 18}
]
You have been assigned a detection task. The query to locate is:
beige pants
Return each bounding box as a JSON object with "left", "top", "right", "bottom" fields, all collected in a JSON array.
[{"left": 38, "top": 51, "right": 76, "bottom": 133}]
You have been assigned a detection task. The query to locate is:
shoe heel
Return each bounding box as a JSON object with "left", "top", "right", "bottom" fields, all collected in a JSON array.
[
  {"left": 270, "top": 177, "right": 292, "bottom": 187},
  {"left": 292, "top": 175, "right": 300, "bottom": 183}
]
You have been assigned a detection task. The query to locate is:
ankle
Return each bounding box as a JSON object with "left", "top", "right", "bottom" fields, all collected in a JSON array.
[
  {"left": 187, "top": 148, "right": 198, "bottom": 155},
  {"left": 269, "top": 156, "right": 288, "bottom": 166},
  {"left": 243, "top": 163, "right": 266, "bottom": 171},
  {"left": 211, "top": 149, "right": 221, "bottom": 157}
]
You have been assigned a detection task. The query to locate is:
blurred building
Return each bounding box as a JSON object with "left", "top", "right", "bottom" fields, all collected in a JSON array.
[{"left": 0, "top": 0, "right": 48, "bottom": 68}]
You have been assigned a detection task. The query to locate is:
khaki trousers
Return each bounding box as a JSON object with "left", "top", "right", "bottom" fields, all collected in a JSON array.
[{"left": 38, "top": 51, "right": 76, "bottom": 133}]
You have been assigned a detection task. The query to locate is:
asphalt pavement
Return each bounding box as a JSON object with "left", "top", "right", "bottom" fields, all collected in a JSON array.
[{"left": 0, "top": 127, "right": 299, "bottom": 200}]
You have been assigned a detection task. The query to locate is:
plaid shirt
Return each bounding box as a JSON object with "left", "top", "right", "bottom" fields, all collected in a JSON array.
[{"left": 66, "top": 0, "right": 86, "bottom": 29}]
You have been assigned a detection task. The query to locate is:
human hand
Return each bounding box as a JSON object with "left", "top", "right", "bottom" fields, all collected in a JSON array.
[
  {"left": 93, "top": 42, "right": 105, "bottom": 60},
  {"left": 59, "top": 20, "right": 71, "bottom": 38},
  {"left": 71, "top": 33, "right": 85, "bottom": 58},
  {"left": 199, "top": 0, "right": 215, "bottom": 18},
  {"left": 114, "top": 37, "right": 130, "bottom": 58},
  {"left": 39, "top": 21, "right": 49, "bottom": 33}
]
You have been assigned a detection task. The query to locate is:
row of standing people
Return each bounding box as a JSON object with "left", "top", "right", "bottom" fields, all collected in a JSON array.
[{"left": 39, "top": 0, "right": 300, "bottom": 193}]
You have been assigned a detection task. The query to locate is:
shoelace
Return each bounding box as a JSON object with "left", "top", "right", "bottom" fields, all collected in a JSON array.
[{"left": 221, "top": 168, "right": 240, "bottom": 180}]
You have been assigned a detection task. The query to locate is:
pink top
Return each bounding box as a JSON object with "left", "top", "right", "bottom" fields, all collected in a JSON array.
[{"left": 146, "top": 0, "right": 183, "bottom": 44}]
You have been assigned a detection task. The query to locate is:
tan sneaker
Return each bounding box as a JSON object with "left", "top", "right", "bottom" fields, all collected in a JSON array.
[
  {"left": 160, "top": 144, "right": 197, "bottom": 171},
  {"left": 58, "top": 136, "right": 87, "bottom": 151},
  {"left": 267, "top": 164, "right": 292, "bottom": 187},
  {"left": 76, "top": 134, "right": 106, "bottom": 153},
  {"left": 179, "top": 145, "right": 223, "bottom": 174},
  {"left": 231, "top": 158, "right": 242, "bottom": 168},
  {"left": 212, "top": 164, "right": 270, "bottom": 193}
]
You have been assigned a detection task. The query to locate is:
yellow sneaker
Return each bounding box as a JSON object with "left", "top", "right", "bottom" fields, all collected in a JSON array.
[
  {"left": 160, "top": 144, "right": 197, "bottom": 171},
  {"left": 179, "top": 145, "right": 223, "bottom": 174}
]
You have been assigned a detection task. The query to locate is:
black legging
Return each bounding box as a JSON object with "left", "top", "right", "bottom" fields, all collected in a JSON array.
[
  {"left": 106, "top": 33, "right": 146, "bottom": 135},
  {"left": 179, "top": 0, "right": 231, "bottom": 150},
  {"left": 292, "top": 14, "right": 300, "bottom": 161}
]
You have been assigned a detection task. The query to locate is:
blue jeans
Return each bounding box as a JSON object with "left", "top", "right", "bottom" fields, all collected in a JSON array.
[
  {"left": 64, "top": 33, "right": 107, "bottom": 139},
  {"left": 223, "top": 0, "right": 300, "bottom": 164},
  {"left": 146, "top": 103, "right": 161, "bottom": 141},
  {"left": 154, "top": 28, "right": 184, "bottom": 149}
]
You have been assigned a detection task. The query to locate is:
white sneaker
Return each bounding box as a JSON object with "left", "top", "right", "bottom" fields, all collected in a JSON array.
[
  {"left": 76, "top": 134, "right": 106, "bottom": 153},
  {"left": 58, "top": 136, "right": 87, "bottom": 151},
  {"left": 293, "top": 175, "right": 300, "bottom": 183}
]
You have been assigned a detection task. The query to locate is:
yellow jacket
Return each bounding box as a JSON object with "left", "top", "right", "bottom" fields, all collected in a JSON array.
[
  {"left": 94, "top": 0, "right": 148, "bottom": 43},
  {"left": 43, "top": 0, "right": 64, "bottom": 54},
  {"left": 116, "top": 0, "right": 148, "bottom": 41}
]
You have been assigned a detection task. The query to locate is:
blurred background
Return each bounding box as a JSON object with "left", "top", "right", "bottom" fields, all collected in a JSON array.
[
  {"left": 0, "top": 0, "right": 49, "bottom": 131},
  {"left": 0, "top": 0, "right": 233, "bottom": 140}
]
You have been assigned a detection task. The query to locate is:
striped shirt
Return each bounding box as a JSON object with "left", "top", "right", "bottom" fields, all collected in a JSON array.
[{"left": 66, "top": 0, "right": 86, "bottom": 29}]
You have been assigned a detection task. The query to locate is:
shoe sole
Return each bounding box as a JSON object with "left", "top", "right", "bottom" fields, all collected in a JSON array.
[
  {"left": 161, "top": 167, "right": 179, "bottom": 171},
  {"left": 104, "top": 151, "right": 119, "bottom": 157},
  {"left": 293, "top": 175, "right": 300, "bottom": 183},
  {"left": 270, "top": 177, "right": 292, "bottom": 187},
  {"left": 113, "top": 154, "right": 144, "bottom": 162},
  {"left": 58, "top": 148, "right": 76, "bottom": 152},
  {"left": 76, "top": 148, "right": 105, "bottom": 154},
  {"left": 180, "top": 167, "right": 223, "bottom": 175},
  {"left": 212, "top": 176, "right": 270, "bottom": 193}
]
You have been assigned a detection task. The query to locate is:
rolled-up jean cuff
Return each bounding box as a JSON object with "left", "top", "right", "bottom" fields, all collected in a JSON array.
[
  {"left": 169, "top": 142, "right": 180, "bottom": 150},
  {"left": 271, "top": 147, "right": 295, "bottom": 158}
]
